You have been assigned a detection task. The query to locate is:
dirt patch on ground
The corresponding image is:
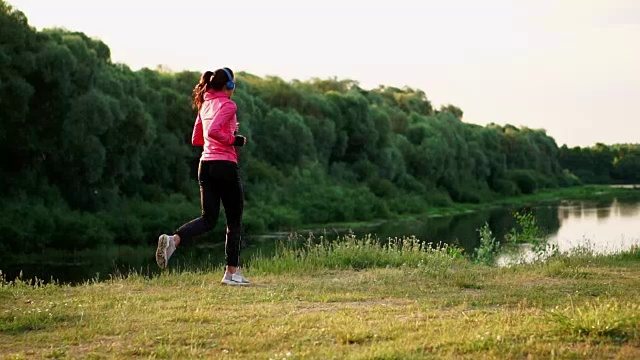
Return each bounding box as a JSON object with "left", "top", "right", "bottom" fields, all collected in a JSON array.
[
  {"left": 497, "top": 275, "right": 567, "bottom": 288},
  {"left": 292, "top": 298, "right": 415, "bottom": 314},
  {"left": 0, "top": 335, "right": 124, "bottom": 359}
]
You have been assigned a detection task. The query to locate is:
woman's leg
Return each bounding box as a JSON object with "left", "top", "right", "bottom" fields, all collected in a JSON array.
[
  {"left": 156, "top": 161, "right": 220, "bottom": 268},
  {"left": 175, "top": 161, "right": 221, "bottom": 241},
  {"left": 219, "top": 162, "right": 244, "bottom": 274}
]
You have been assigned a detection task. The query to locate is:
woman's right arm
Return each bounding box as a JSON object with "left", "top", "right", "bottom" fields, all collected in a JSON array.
[{"left": 192, "top": 114, "right": 204, "bottom": 146}]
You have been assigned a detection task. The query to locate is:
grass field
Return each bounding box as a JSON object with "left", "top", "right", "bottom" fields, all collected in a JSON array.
[{"left": 1, "top": 235, "right": 639, "bottom": 359}]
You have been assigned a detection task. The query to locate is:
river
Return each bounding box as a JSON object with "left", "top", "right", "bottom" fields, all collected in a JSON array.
[{"left": 2, "top": 197, "right": 639, "bottom": 284}]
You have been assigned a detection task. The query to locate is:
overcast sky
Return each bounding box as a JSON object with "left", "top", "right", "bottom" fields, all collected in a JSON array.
[{"left": 9, "top": 0, "right": 640, "bottom": 146}]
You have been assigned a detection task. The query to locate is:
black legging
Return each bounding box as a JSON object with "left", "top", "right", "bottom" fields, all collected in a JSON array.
[{"left": 175, "top": 160, "right": 244, "bottom": 267}]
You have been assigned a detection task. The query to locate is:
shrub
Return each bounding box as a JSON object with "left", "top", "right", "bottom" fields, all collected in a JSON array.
[{"left": 507, "top": 170, "right": 538, "bottom": 194}]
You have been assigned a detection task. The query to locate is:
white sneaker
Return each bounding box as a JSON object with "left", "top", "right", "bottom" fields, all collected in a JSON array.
[
  {"left": 235, "top": 267, "right": 250, "bottom": 284},
  {"left": 156, "top": 234, "right": 176, "bottom": 269},
  {"left": 221, "top": 271, "right": 250, "bottom": 286}
]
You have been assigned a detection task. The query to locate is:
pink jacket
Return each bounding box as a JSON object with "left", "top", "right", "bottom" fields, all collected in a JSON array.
[{"left": 192, "top": 90, "right": 238, "bottom": 163}]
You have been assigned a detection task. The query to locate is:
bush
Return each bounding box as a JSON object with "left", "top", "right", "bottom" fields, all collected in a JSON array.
[
  {"left": 572, "top": 169, "right": 608, "bottom": 184},
  {"left": 266, "top": 206, "right": 303, "bottom": 229},
  {"left": 424, "top": 190, "right": 453, "bottom": 207},
  {"left": 507, "top": 170, "right": 538, "bottom": 194},
  {"left": 491, "top": 179, "right": 520, "bottom": 196},
  {"left": 531, "top": 171, "right": 558, "bottom": 189},
  {"left": 285, "top": 182, "right": 381, "bottom": 225},
  {"left": 104, "top": 195, "right": 202, "bottom": 245},
  {"left": 396, "top": 174, "right": 426, "bottom": 194},
  {"left": 474, "top": 222, "right": 500, "bottom": 265},
  {"left": 456, "top": 188, "right": 483, "bottom": 204},
  {"left": 367, "top": 178, "right": 397, "bottom": 198},
  {"left": 242, "top": 207, "right": 267, "bottom": 234},
  {"left": 558, "top": 169, "right": 582, "bottom": 187},
  {"left": 50, "top": 211, "right": 113, "bottom": 250},
  {"left": 372, "top": 200, "right": 392, "bottom": 218},
  {"left": 388, "top": 194, "right": 427, "bottom": 214},
  {"left": 0, "top": 200, "right": 56, "bottom": 253},
  {"left": 0, "top": 198, "right": 117, "bottom": 252}
]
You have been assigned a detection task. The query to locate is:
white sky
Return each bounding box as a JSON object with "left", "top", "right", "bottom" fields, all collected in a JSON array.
[{"left": 8, "top": 0, "right": 640, "bottom": 146}]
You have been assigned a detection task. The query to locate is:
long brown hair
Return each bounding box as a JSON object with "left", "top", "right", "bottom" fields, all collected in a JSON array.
[
  {"left": 192, "top": 71, "right": 214, "bottom": 110},
  {"left": 191, "top": 68, "right": 235, "bottom": 110}
]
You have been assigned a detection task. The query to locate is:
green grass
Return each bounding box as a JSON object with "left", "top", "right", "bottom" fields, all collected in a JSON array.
[
  {"left": 1, "top": 238, "right": 639, "bottom": 359},
  {"left": 249, "top": 233, "right": 463, "bottom": 275}
]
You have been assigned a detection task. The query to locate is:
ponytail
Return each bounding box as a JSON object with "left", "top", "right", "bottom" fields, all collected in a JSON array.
[
  {"left": 192, "top": 70, "right": 214, "bottom": 110},
  {"left": 191, "top": 68, "right": 235, "bottom": 109}
]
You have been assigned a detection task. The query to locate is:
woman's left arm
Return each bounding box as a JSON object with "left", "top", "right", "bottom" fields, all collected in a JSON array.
[{"left": 208, "top": 102, "right": 237, "bottom": 145}]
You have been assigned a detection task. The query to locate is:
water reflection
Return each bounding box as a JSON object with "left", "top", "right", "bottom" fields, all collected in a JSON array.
[
  {"left": 548, "top": 199, "right": 640, "bottom": 255},
  {"left": 498, "top": 198, "right": 640, "bottom": 266},
  {"left": 360, "top": 205, "right": 563, "bottom": 257},
  {"left": 361, "top": 198, "right": 639, "bottom": 264}
]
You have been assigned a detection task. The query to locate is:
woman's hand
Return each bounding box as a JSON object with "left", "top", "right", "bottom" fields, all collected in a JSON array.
[{"left": 234, "top": 135, "right": 247, "bottom": 147}]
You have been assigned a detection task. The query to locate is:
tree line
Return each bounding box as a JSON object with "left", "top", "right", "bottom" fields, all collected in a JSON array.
[
  {"left": 0, "top": 2, "right": 635, "bottom": 253},
  {"left": 559, "top": 144, "right": 640, "bottom": 184}
]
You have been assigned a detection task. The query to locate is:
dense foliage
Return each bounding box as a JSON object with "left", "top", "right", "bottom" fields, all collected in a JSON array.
[
  {"left": 1, "top": 2, "right": 629, "bottom": 253},
  {"left": 559, "top": 143, "right": 640, "bottom": 184}
]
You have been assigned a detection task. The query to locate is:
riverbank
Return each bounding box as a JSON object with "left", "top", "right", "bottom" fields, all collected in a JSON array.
[
  {"left": 293, "top": 185, "right": 640, "bottom": 234},
  {"left": 2, "top": 184, "right": 639, "bottom": 284},
  {"left": 1, "top": 239, "right": 639, "bottom": 359}
]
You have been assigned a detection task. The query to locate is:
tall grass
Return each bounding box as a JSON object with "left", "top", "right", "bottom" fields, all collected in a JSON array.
[
  {"left": 505, "top": 210, "right": 546, "bottom": 247},
  {"left": 474, "top": 222, "right": 500, "bottom": 265},
  {"left": 486, "top": 209, "right": 560, "bottom": 266},
  {"left": 248, "top": 232, "right": 464, "bottom": 275},
  {"left": 547, "top": 298, "right": 640, "bottom": 341}
]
